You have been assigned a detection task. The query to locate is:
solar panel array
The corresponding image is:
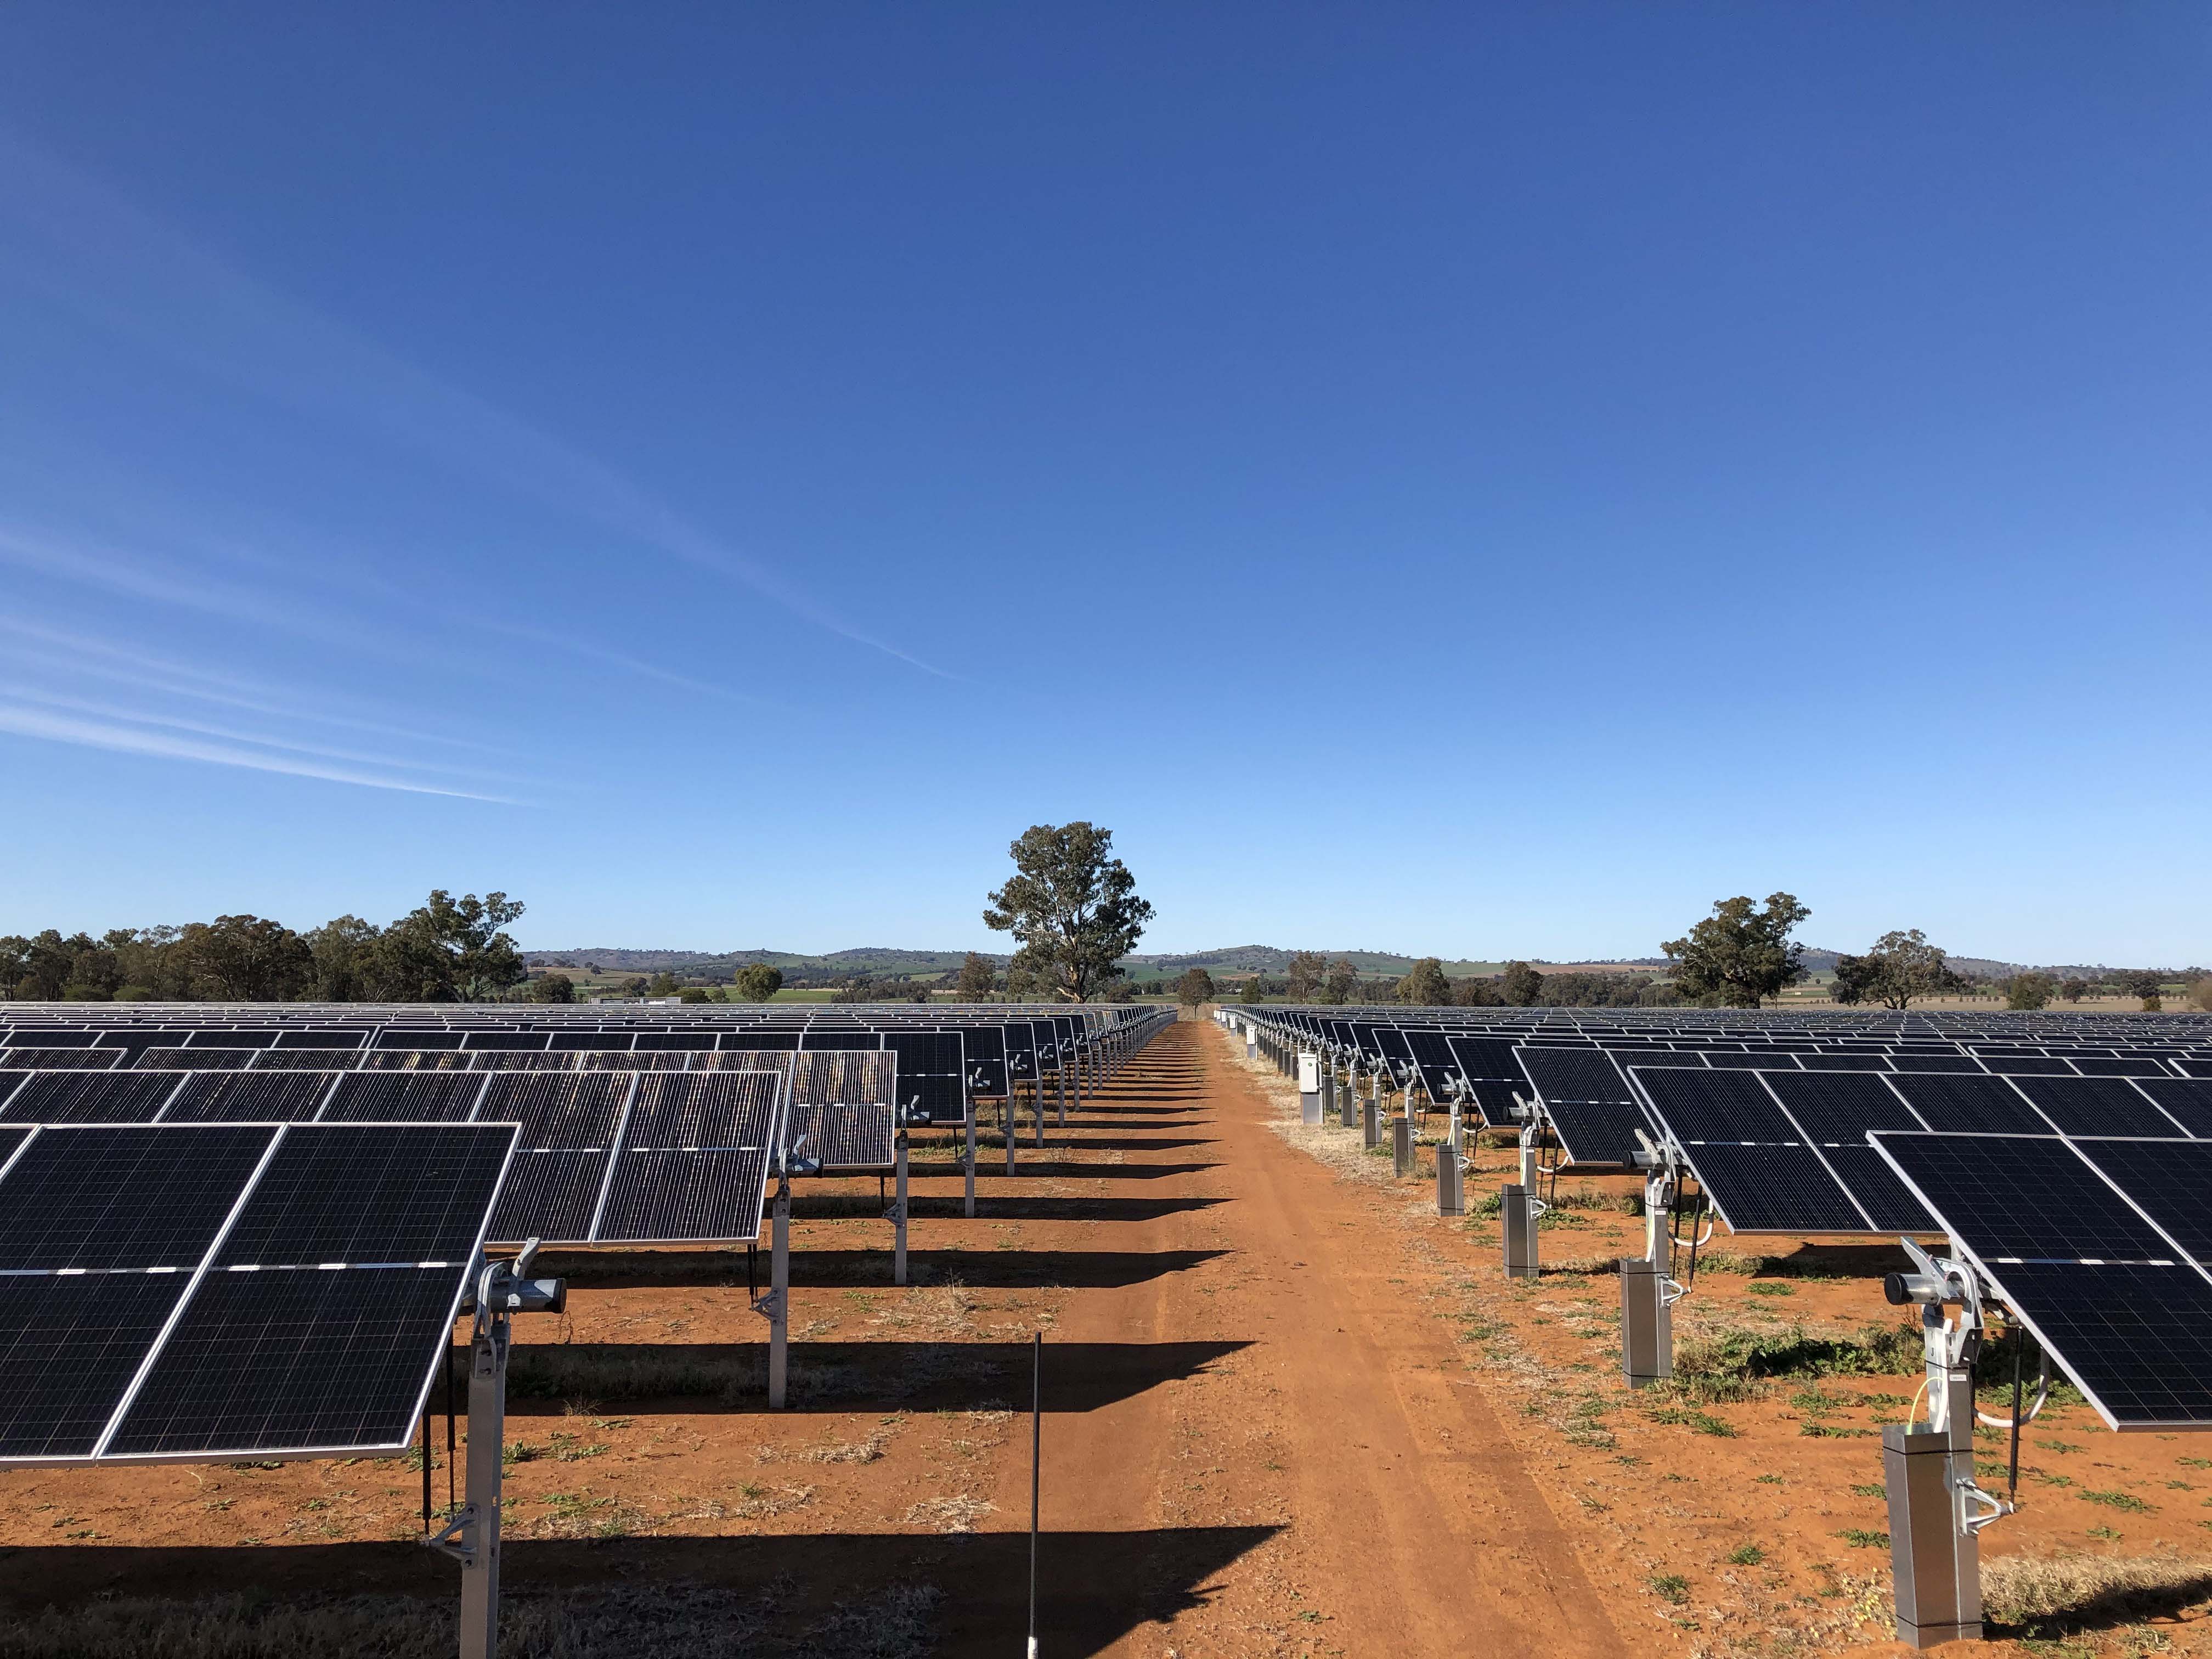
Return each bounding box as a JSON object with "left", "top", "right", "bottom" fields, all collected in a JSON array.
[{"left": 0, "top": 1120, "right": 515, "bottom": 1466}]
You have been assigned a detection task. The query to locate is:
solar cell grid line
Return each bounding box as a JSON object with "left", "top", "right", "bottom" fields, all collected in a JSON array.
[
  {"left": 1, "top": 1071, "right": 186, "bottom": 1124},
  {"left": 1887, "top": 1073, "right": 2052, "bottom": 1136},
  {"left": 320, "top": 1071, "right": 492, "bottom": 1124},
  {"left": 466, "top": 1050, "right": 580, "bottom": 1072},
  {"left": 2007, "top": 1075, "right": 2193, "bottom": 1139},
  {"left": 0, "top": 1072, "right": 27, "bottom": 1116},
  {"left": 785, "top": 1051, "right": 899, "bottom": 1170}
]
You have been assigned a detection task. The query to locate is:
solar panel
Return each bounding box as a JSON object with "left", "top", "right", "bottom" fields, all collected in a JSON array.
[
  {"left": 0, "top": 1120, "right": 515, "bottom": 1463},
  {"left": 1, "top": 1072, "right": 181, "bottom": 1124},
  {"left": 1513, "top": 1047, "right": 1645, "bottom": 1165},
  {"left": 323, "top": 1072, "right": 489, "bottom": 1123},
  {"left": 478, "top": 1073, "right": 631, "bottom": 1245},
  {"left": 2133, "top": 1079, "right": 2212, "bottom": 1138},
  {"left": 1871, "top": 1131, "right": 2212, "bottom": 1430},
  {"left": 0, "top": 1048, "right": 123, "bottom": 1071},
  {"left": 882, "top": 1032, "right": 964, "bottom": 1125},
  {"left": 161, "top": 1071, "right": 338, "bottom": 1124},
  {"left": 1632, "top": 1066, "right": 1900, "bottom": 1234},
  {"left": 592, "top": 1073, "right": 783, "bottom": 1244},
  {"left": 1888, "top": 1074, "right": 2050, "bottom": 1136},
  {"left": 785, "top": 1051, "right": 898, "bottom": 1170},
  {"left": 2007, "top": 1075, "right": 2190, "bottom": 1139},
  {"left": 133, "top": 1047, "right": 254, "bottom": 1071}
]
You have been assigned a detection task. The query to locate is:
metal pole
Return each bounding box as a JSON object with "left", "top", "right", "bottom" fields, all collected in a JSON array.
[
  {"left": 769, "top": 1176, "right": 791, "bottom": 1409},
  {"left": 964, "top": 1106, "right": 977, "bottom": 1218},
  {"left": 893, "top": 1131, "right": 909, "bottom": 1287},
  {"left": 1029, "top": 1330, "right": 1042, "bottom": 1659},
  {"left": 457, "top": 1312, "right": 507, "bottom": 1659}
]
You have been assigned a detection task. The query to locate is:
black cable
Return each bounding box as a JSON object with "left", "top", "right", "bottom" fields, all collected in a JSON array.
[
  {"left": 2007, "top": 1323, "right": 2027, "bottom": 1505},
  {"left": 444, "top": 1336, "right": 457, "bottom": 1516},
  {"left": 420, "top": 1397, "right": 431, "bottom": 1532}
]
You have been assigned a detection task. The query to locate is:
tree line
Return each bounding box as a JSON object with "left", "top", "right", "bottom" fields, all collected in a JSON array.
[
  {"left": 1194, "top": 893, "right": 2211, "bottom": 1013},
  {"left": 2, "top": 891, "right": 541, "bottom": 1004}
]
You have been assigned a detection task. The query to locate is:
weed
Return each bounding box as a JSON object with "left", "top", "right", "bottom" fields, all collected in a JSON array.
[
  {"left": 1746, "top": 1283, "right": 1795, "bottom": 1297},
  {"left": 1647, "top": 1403, "right": 1735, "bottom": 1437},
  {"left": 1836, "top": 1529, "right": 1888, "bottom": 1548},
  {"left": 2083, "top": 1491, "right": 2154, "bottom": 1514},
  {"left": 1726, "top": 1543, "right": 1765, "bottom": 1566},
  {"left": 1850, "top": 1482, "right": 1886, "bottom": 1498},
  {"left": 1647, "top": 1573, "right": 1690, "bottom": 1606},
  {"left": 1800, "top": 1423, "right": 1874, "bottom": 1438}
]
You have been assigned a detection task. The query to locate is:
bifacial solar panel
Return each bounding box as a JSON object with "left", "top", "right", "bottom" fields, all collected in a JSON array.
[
  {"left": 2008, "top": 1075, "right": 2191, "bottom": 1139},
  {"left": 1513, "top": 1047, "right": 1646, "bottom": 1165},
  {"left": 882, "top": 1032, "right": 964, "bottom": 1126},
  {"left": 1888, "top": 1074, "right": 2051, "bottom": 1136},
  {"left": 250, "top": 1048, "right": 371, "bottom": 1072},
  {"left": 1870, "top": 1131, "right": 2212, "bottom": 1429},
  {"left": 158, "top": 1071, "right": 336, "bottom": 1124},
  {"left": 0, "top": 1048, "right": 123, "bottom": 1070},
  {"left": 2132, "top": 1079, "right": 2212, "bottom": 1138},
  {"left": 2072, "top": 1057, "right": 2173, "bottom": 1078},
  {"left": 1, "top": 1071, "right": 182, "bottom": 1124},
  {"left": 358, "top": 1048, "right": 471, "bottom": 1072},
  {"left": 467, "top": 1050, "right": 578, "bottom": 1071},
  {"left": 592, "top": 1072, "right": 782, "bottom": 1244},
  {"left": 133, "top": 1047, "right": 253, "bottom": 1071},
  {"left": 478, "top": 1073, "right": 633, "bottom": 1245},
  {"left": 786, "top": 1051, "right": 898, "bottom": 1170},
  {"left": 323, "top": 1072, "right": 489, "bottom": 1123},
  {"left": 1632, "top": 1066, "right": 1880, "bottom": 1234},
  {"left": 2070, "top": 1137, "right": 2212, "bottom": 1266}
]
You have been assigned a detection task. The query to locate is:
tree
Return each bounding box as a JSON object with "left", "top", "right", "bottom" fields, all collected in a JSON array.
[
  {"left": 2060, "top": 977, "right": 2092, "bottom": 1004},
  {"left": 645, "top": 972, "right": 680, "bottom": 998},
  {"left": 1502, "top": 961, "right": 1545, "bottom": 1007},
  {"left": 1322, "top": 958, "right": 1358, "bottom": 1005},
  {"left": 2190, "top": 978, "right": 2212, "bottom": 1014},
  {"left": 529, "top": 971, "right": 577, "bottom": 1005},
  {"left": 1396, "top": 957, "right": 1452, "bottom": 1006},
  {"left": 2112, "top": 969, "right": 2168, "bottom": 1012},
  {"left": 983, "top": 822, "right": 1154, "bottom": 1002},
  {"left": 304, "top": 915, "right": 384, "bottom": 1002},
  {"left": 956, "top": 952, "right": 997, "bottom": 998},
  {"left": 1242, "top": 977, "right": 1266, "bottom": 1004},
  {"left": 1662, "top": 893, "right": 1810, "bottom": 1009},
  {"left": 183, "top": 915, "right": 313, "bottom": 1001},
  {"left": 2005, "top": 972, "right": 2057, "bottom": 1012},
  {"left": 1454, "top": 974, "right": 1504, "bottom": 1007},
  {"left": 1176, "top": 967, "right": 1216, "bottom": 1007},
  {"left": 733, "top": 964, "right": 784, "bottom": 1003},
  {"left": 1285, "top": 952, "right": 1325, "bottom": 1000},
  {"left": 1828, "top": 930, "right": 1966, "bottom": 1010}
]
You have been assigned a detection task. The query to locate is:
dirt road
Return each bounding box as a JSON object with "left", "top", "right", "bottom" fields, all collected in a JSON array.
[{"left": 996, "top": 1015, "right": 1622, "bottom": 1657}]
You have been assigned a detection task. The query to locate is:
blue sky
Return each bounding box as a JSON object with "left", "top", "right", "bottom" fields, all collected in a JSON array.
[{"left": 2, "top": 5, "right": 2207, "bottom": 965}]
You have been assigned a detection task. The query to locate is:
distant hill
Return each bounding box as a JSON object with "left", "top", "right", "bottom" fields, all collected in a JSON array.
[{"left": 526, "top": 941, "right": 2130, "bottom": 985}]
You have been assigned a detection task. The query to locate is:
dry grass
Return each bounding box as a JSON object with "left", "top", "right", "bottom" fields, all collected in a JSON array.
[
  {"left": 0, "top": 1581, "right": 941, "bottom": 1658},
  {"left": 905, "top": 1493, "right": 996, "bottom": 1534},
  {"left": 1982, "top": 1553, "right": 2212, "bottom": 1632},
  {"left": 870, "top": 1283, "right": 975, "bottom": 1337}
]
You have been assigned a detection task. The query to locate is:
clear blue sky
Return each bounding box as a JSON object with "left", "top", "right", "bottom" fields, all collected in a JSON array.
[{"left": 2, "top": 5, "right": 2206, "bottom": 966}]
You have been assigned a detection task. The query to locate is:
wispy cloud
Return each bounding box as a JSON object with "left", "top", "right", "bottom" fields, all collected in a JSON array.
[
  {"left": 0, "top": 702, "right": 520, "bottom": 802},
  {"left": 0, "top": 614, "right": 505, "bottom": 754},
  {"left": 0, "top": 130, "right": 961, "bottom": 681}
]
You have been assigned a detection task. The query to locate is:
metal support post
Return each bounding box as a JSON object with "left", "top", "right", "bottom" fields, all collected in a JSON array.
[
  {"left": 1005, "top": 1093, "right": 1018, "bottom": 1175},
  {"left": 766, "top": 1177, "right": 792, "bottom": 1407},
  {"left": 892, "top": 1131, "right": 909, "bottom": 1287},
  {"left": 427, "top": 1248, "right": 566, "bottom": 1659},
  {"left": 1340, "top": 1062, "right": 1358, "bottom": 1129},
  {"left": 964, "top": 1108, "right": 977, "bottom": 1217},
  {"left": 1502, "top": 1184, "right": 1541, "bottom": 1278},
  {"left": 1362, "top": 1095, "right": 1380, "bottom": 1148},
  {"left": 1881, "top": 1242, "right": 2002, "bottom": 1647},
  {"left": 1620, "top": 1256, "right": 1674, "bottom": 1385},
  {"left": 1320, "top": 1064, "right": 1335, "bottom": 1121},
  {"left": 1392, "top": 1115, "right": 1413, "bottom": 1178},
  {"left": 1436, "top": 1141, "right": 1464, "bottom": 1216}
]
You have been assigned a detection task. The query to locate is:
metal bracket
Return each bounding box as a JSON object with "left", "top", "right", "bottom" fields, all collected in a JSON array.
[
  {"left": 425, "top": 1504, "right": 477, "bottom": 1566},
  {"left": 1957, "top": 1479, "right": 2011, "bottom": 1536},
  {"left": 1658, "top": 1276, "right": 1690, "bottom": 1307},
  {"left": 751, "top": 1288, "right": 785, "bottom": 1321}
]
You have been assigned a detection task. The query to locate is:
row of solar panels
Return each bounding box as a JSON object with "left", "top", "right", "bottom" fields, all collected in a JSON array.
[{"left": 0, "top": 1065, "right": 867, "bottom": 1246}]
